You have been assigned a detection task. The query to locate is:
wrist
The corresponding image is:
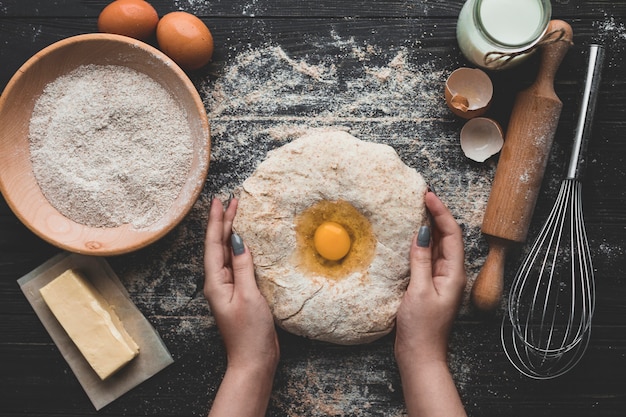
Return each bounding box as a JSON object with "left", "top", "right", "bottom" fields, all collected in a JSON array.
[
  {"left": 395, "top": 353, "right": 466, "bottom": 417},
  {"left": 227, "top": 354, "right": 279, "bottom": 379},
  {"left": 396, "top": 352, "right": 450, "bottom": 383},
  {"left": 395, "top": 344, "right": 447, "bottom": 370},
  {"left": 210, "top": 355, "right": 278, "bottom": 417}
]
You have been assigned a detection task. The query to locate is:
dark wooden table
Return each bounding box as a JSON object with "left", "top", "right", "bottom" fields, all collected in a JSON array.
[{"left": 2, "top": 1, "right": 625, "bottom": 416}]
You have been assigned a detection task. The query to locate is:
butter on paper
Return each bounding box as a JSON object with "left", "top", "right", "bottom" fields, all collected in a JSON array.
[
  {"left": 18, "top": 252, "right": 174, "bottom": 410},
  {"left": 39, "top": 269, "right": 140, "bottom": 380}
]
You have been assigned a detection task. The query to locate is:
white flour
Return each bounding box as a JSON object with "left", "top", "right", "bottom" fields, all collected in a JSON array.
[{"left": 29, "top": 64, "right": 194, "bottom": 228}]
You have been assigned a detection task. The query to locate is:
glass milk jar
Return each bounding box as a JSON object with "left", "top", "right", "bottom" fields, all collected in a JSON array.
[{"left": 456, "top": 0, "right": 551, "bottom": 70}]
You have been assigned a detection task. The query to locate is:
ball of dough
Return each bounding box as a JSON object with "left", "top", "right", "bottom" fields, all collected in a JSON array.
[{"left": 233, "top": 131, "right": 427, "bottom": 344}]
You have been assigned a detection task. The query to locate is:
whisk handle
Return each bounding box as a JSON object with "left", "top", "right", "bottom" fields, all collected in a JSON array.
[{"left": 566, "top": 44, "right": 605, "bottom": 180}]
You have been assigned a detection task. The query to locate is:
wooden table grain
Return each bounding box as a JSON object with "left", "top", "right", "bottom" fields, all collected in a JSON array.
[{"left": 1, "top": 1, "right": 625, "bottom": 416}]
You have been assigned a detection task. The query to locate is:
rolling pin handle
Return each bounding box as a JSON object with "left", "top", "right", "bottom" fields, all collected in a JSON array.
[
  {"left": 533, "top": 20, "right": 574, "bottom": 95},
  {"left": 471, "top": 237, "right": 508, "bottom": 312}
]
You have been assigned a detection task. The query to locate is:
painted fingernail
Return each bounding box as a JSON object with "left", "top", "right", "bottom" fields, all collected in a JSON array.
[
  {"left": 427, "top": 183, "right": 437, "bottom": 195},
  {"left": 231, "top": 233, "right": 245, "bottom": 256},
  {"left": 417, "top": 225, "right": 430, "bottom": 247}
]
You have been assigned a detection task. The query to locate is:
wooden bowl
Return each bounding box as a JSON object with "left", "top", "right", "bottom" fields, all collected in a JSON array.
[{"left": 0, "top": 34, "right": 210, "bottom": 255}]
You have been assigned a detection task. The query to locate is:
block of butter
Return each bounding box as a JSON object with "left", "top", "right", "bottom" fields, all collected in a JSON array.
[{"left": 40, "top": 269, "right": 140, "bottom": 380}]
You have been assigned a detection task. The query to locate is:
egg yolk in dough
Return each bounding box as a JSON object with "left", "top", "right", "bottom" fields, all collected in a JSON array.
[
  {"left": 294, "top": 200, "right": 375, "bottom": 280},
  {"left": 314, "top": 222, "right": 351, "bottom": 261}
]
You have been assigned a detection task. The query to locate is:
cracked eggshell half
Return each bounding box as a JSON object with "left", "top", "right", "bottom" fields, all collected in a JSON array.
[
  {"left": 445, "top": 67, "right": 493, "bottom": 119},
  {"left": 460, "top": 117, "right": 504, "bottom": 162}
]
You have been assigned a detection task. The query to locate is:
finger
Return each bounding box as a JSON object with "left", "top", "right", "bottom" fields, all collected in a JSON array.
[
  {"left": 220, "top": 197, "right": 238, "bottom": 266},
  {"left": 230, "top": 233, "right": 261, "bottom": 297},
  {"left": 205, "top": 197, "right": 226, "bottom": 274},
  {"left": 425, "top": 192, "right": 462, "bottom": 240},
  {"left": 222, "top": 197, "right": 238, "bottom": 243},
  {"left": 204, "top": 198, "right": 233, "bottom": 299},
  {"left": 424, "top": 192, "right": 466, "bottom": 290},
  {"left": 426, "top": 193, "right": 464, "bottom": 259},
  {"left": 408, "top": 226, "right": 434, "bottom": 293}
]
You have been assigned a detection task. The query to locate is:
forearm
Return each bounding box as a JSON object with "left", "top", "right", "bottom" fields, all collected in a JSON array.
[
  {"left": 208, "top": 362, "right": 276, "bottom": 417},
  {"left": 397, "top": 357, "right": 466, "bottom": 417}
]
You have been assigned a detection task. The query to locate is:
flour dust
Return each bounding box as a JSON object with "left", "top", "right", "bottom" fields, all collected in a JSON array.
[{"left": 201, "top": 42, "right": 495, "bottom": 313}]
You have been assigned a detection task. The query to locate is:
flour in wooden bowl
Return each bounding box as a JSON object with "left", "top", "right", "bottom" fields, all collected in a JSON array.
[{"left": 29, "top": 64, "right": 193, "bottom": 228}]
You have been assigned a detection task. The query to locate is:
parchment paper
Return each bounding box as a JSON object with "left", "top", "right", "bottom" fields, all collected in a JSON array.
[{"left": 18, "top": 252, "right": 174, "bottom": 410}]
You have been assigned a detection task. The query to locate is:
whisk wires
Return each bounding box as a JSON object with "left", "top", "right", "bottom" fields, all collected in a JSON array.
[{"left": 503, "top": 179, "right": 595, "bottom": 379}]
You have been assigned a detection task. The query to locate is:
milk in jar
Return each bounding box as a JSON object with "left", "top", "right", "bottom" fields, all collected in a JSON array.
[{"left": 456, "top": 0, "right": 551, "bottom": 70}]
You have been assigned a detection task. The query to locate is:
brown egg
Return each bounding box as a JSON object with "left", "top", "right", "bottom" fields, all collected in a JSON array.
[
  {"left": 156, "top": 12, "right": 214, "bottom": 71},
  {"left": 98, "top": 0, "right": 159, "bottom": 42}
]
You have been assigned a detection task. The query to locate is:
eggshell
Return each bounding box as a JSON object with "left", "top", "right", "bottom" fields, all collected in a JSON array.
[
  {"left": 460, "top": 117, "right": 504, "bottom": 162},
  {"left": 445, "top": 67, "right": 493, "bottom": 119},
  {"left": 156, "top": 12, "right": 214, "bottom": 71},
  {"left": 98, "top": 0, "right": 159, "bottom": 41}
]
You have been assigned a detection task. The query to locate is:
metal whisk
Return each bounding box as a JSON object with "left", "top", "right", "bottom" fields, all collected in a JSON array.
[{"left": 501, "top": 44, "right": 605, "bottom": 379}]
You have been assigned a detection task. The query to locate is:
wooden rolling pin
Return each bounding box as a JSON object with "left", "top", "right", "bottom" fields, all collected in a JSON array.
[{"left": 471, "top": 20, "right": 574, "bottom": 312}]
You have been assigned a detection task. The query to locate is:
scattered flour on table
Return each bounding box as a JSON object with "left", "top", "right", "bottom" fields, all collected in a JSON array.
[
  {"left": 595, "top": 15, "right": 626, "bottom": 42},
  {"left": 593, "top": 15, "right": 626, "bottom": 70},
  {"left": 201, "top": 43, "right": 495, "bottom": 314},
  {"left": 174, "top": 0, "right": 207, "bottom": 13},
  {"left": 29, "top": 64, "right": 193, "bottom": 228}
]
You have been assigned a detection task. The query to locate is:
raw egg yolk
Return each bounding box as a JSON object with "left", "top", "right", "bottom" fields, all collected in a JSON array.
[{"left": 313, "top": 222, "right": 351, "bottom": 261}]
